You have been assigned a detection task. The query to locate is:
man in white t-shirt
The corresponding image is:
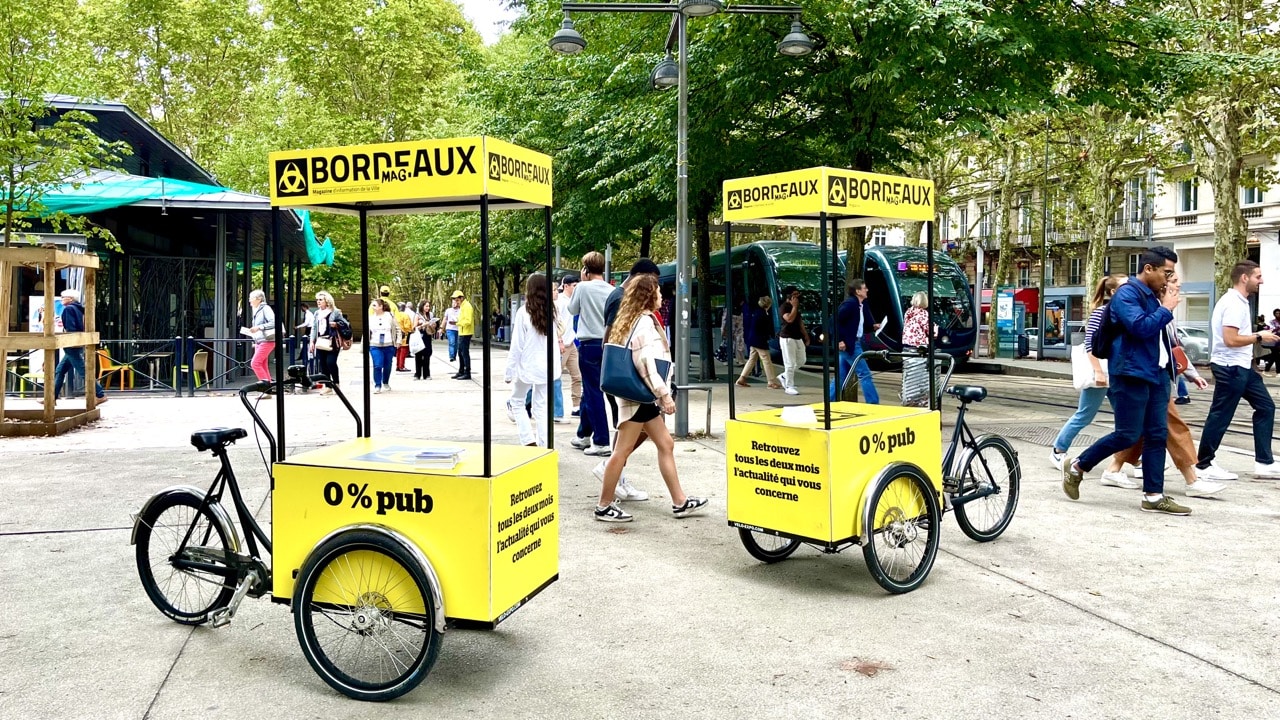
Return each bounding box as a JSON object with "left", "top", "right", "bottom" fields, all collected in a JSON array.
[{"left": 1196, "top": 260, "right": 1280, "bottom": 480}]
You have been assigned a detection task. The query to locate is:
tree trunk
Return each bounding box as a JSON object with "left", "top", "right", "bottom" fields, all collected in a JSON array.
[
  {"left": 903, "top": 220, "right": 923, "bottom": 248},
  {"left": 1199, "top": 104, "right": 1248, "bottom": 298},
  {"left": 695, "top": 206, "right": 715, "bottom": 381},
  {"left": 639, "top": 224, "right": 652, "bottom": 258},
  {"left": 843, "top": 226, "right": 866, "bottom": 287}
]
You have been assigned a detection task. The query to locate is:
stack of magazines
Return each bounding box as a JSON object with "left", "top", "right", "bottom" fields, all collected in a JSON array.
[{"left": 415, "top": 446, "right": 466, "bottom": 469}]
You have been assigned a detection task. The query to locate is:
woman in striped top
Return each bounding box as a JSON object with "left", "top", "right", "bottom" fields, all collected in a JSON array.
[{"left": 1049, "top": 274, "right": 1127, "bottom": 471}]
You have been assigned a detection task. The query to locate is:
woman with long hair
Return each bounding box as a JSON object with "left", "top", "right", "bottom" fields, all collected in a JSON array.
[
  {"left": 247, "top": 289, "right": 276, "bottom": 382},
  {"left": 1049, "top": 274, "right": 1127, "bottom": 470},
  {"left": 595, "top": 274, "right": 708, "bottom": 522},
  {"left": 309, "top": 290, "right": 345, "bottom": 396},
  {"left": 368, "top": 298, "right": 397, "bottom": 393},
  {"left": 415, "top": 300, "right": 436, "bottom": 380},
  {"left": 505, "top": 273, "right": 561, "bottom": 447}
]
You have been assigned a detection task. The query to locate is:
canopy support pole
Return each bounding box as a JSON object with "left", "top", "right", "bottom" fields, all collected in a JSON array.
[
  {"left": 927, "top": 221, "right": 936, "bottom": 412},
  {"left": 820, "top": 212, "right": 830, "bottom": 431},
  {"left": 725, "top": 221, "right": 735, "bottom": 420},
  {"left": 360, "top": 209, "right": 371, "bottom": 437},
  {"left": 481, "top": 195, "right": 493, "bottom": 477},
  {"left": 272, "top": 207, "right": 286, "bottom": 460},
  {"left": 545, "top": 206, "right": 555, "bottom": 451}
]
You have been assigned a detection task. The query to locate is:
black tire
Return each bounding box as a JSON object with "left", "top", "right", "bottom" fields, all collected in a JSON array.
[
  {"left": 953, "top": 436, "right": 1021, "bottom": 542},
  {"left": 862, "top": 464, "right": 941, "bottom": 594},
  {"left": 738, "top": 528, "right": 801, "bottom": 563},
  {"left": 294, "top": 530, "right": 443, "bottom": 702},
  {"left": 134, "top": 493, "right": 236, "bottom": 625}
]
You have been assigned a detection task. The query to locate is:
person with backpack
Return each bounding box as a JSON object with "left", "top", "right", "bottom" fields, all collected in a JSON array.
[
  {"left": 1049, "top": 274, "right": 1127, "bottom": 471},
  {"left": 310, "top": 290, "right": 347, "bottom": 396},
  {"left": 1063, "top": 246, "right": 1190, "bottom": 515}
]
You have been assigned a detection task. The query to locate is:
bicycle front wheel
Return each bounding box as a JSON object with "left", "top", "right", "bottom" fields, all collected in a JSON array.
[
  {"left": 134, "top": 493, "right": 236, "bottom": 625},
  {"left": 738, "top": 528, "right": 801, "bottom": 563},
  {"left": 294, "top": 530, "right": 442, "bottom": 702},
  {"left": 862, "top": 465, "right": 941, "bottom": 594},
  {"left": 953, "top": 435, "right": 1021, "bottom": 542}
]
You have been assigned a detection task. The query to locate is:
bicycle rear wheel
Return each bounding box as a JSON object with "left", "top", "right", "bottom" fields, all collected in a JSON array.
[
  {"left": 294, "top": 530, "right": 442, "bottom": 702},
  {"left": 134, "top": 493, "right": 235, "bottom": 625},
  {"left": 862, "top": 464, "right": 940, "bottom": 594},
  {"left": 953, "top": 435, "right": 1021, "bottom": 542},
  {"left": 738, "top": 528, "right": 801, "bottom": 563}
]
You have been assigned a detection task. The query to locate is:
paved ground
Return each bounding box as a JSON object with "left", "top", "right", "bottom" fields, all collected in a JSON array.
[{"left": 2, "top": 348, "right": 1279, "bottom": 719}]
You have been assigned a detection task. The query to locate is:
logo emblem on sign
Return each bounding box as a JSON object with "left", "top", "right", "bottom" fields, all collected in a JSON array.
[
  {"left": 726, "top": 189, "right": 743, "bottom": 211},
  {"left": 488, "top": 153, "right": 502, "bottom": 181},
  {"left": 827, "top": 176, "right": 847, "bottom": 207},
  {"left": 275, "top": 159, "right": 308, "bottom": 197}
]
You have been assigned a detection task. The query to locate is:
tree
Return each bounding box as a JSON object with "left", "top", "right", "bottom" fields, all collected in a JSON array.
[
  {"left": 1170, "top": 0, "right": 1280, "bottom": 295},
  {"left": 1, "top": 0, "right": 126, "bottom": 246}
]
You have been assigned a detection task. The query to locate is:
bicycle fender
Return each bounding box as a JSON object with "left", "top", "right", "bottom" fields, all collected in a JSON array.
[
  {"left": 301, "top": 523, "right": 448, "bottom": 635},
  {"left": 130, "top": 485, "right": 243, "bottom": 554},
  {"left": 858, "top": 461, "right": 934, "bottom": 545},
  {"left": 951, "top": 434, "right": 1018, "bottom": 476}
]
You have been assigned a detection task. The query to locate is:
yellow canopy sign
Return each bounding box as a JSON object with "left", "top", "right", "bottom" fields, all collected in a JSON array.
[
  {"left": 723, "top": 167, "right": 934, "bottom": 225},
  {"left": 269, "top": 136, "right": 552, "bottom": 212}
]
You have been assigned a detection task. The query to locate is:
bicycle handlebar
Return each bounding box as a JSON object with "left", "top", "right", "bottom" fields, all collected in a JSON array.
[{"left": 237, "top": 366, "right": 364, "bottom": 458}]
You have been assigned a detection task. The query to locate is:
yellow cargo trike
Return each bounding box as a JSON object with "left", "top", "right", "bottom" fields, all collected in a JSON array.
[
  {"left": 719, "top": 168, "right": 1020, "bottom": 594},
  {"left": 130, "top": 137, "right": 562, "bottom": 701}
]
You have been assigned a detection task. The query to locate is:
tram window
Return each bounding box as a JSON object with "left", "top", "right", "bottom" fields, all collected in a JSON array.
[{"left": 863, "top": 264, "right": 896, "bottom": 330}]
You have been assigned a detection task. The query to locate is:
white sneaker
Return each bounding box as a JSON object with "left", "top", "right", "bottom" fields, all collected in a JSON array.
[
  {"left": 1196, "top": 464, "right": 1237, "bottom": 482},
  {"left": 1185, "top": 480, "right": 1225, "bottom": 498},
  {"left": 373, "top": 386, "right": 383, "bottom": 394},
  {"left": 776, "top": 372, "right": 788, "bottom": 386},
  {"left": 618, "top": 478, "right": 649, "bottom": 501},
  {"left": 1207, "top": 461, "right": 1238, "bottom": 480},
  {"left": 1129, "top": 464, "right": 1143, "bottom": 478},
  {"left": 1050, "top": 450, "right": 1066, "bottom": 472},
  {"left": 1254, "top": 461, "right": 1280, "bottom": 479},
  {"left": 1099, "top": 470, "right": 1140, "bottom": 489},
  {"left": 506, "top": 402, "right": 517, "bottom": 423},
  {"left": 570, "top": 436, "right": 591, "bottom": 450},
  {"left": 584, "top": 444, "right": 612, "bottom": 457},
  {"left": 784, "top": 387, "right": 800, "bottom": 396},
  {"left": 592, "top": 460, "right": 625, "bottom": 485}
]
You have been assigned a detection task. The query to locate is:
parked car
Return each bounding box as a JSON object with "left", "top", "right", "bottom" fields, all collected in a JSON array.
[{"left": 1177, "top": 326, "right": 1211, "bottom": 365}]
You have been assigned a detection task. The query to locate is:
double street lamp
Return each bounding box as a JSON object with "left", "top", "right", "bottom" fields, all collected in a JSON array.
[{"left": 550, "top": 2, "right": 813, "bottom": 435}]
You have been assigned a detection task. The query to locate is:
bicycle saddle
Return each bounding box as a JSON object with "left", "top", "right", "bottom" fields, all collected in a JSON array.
[
  {"left": 191, "top": 427, "right": 248, "bottom": 451},
  {"left": 946, "top": 385, "right": 987, "bottom": 403}
]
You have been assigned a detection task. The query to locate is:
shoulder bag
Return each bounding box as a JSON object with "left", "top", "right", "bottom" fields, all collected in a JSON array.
[
  {"left": 1071, "top": 342, "right": 1105, "bottom": 391},
  {"left": 601, "top": 316, "right": 671, "bottom": 404}
]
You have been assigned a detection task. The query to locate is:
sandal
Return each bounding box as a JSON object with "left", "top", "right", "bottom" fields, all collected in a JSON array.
[
  {"left": 767, "top": 382, "right": 782, "bottom": 389},
  {"left": 735, "top": 380, "right": 750, "bottom": 388}
]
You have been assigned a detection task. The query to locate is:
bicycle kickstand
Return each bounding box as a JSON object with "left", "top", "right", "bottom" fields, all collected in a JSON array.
[{"left": 209, "top": 569, "right": 262, "bottom": 628}]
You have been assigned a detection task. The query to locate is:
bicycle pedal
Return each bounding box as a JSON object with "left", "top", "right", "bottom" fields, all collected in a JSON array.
[{"left": 209, "top": 607, "right": 233, "bottom": 628}]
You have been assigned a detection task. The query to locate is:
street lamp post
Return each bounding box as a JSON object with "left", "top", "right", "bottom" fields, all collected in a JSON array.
[{"left": 551, "top": 2, "right": 812, "bottom": 435}]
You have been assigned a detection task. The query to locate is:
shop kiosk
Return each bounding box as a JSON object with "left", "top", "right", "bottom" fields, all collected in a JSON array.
[{"left": 720, "top": 167, "right": 946, "bottom": 593}]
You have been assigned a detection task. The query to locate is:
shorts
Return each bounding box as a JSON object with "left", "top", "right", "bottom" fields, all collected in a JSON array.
[{"left": 627, "top": 402, "right": 662, "bottom": 424}]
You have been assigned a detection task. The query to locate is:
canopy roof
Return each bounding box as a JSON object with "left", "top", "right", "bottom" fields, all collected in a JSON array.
[
  {"left": 723, "top": 167, "right": 936, "bottom": 229},
  {"left": 33, "top": 169, "right": 333, "bottom": 266},
  {"left": 269, "top": 136, "right": 552, "bottom": 216}
]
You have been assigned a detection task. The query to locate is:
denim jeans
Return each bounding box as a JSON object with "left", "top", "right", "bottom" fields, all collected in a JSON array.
[
  {"left": 833, "top": 340, "right": 879, "bottom": 403},
  {"left": 446, "top": 329, "right": 458, "bottom": 361},
  {"left": 1197, "top": 364, "right": 1275, "bottom": 466},
  {"left": 53, "top": 348, "right": 105, "bottom": 400},
  {"left": 1078, "top": 374, "right": 1170, "bottom": 494},
  {"left": 527, "top": 377, "right": 563, "bottom": 418},
  {"left": 576, "top": 340, "right": 609, "bottom": 446},
  {"left": 1052, "top": 385, "right": 1109, "bottom": 453},
  {"left": 369, "top": 345, "right": 395, "bottom": 388}
]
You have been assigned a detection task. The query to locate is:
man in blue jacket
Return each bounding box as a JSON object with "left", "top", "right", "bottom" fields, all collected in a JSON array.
[
  {"left": 833, "top": 279, "right": 880, "bottom": 403},
  {"left": 1063, "top": 247, "right": 1187, "bottom": 515},
  {"left": 52, "top": 288, "right": 106, "bottom": 404}
]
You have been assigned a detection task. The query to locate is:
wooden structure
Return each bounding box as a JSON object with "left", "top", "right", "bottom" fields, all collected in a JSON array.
[{"left": 1, "top": 246, "right": 101, "bottom": 436}]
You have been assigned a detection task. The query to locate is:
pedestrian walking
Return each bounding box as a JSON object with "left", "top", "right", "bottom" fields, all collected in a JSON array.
[
  {"left": 557, "top": 275, "right": 582, "bottom": 413},
  {"left": 245, "top": 289, "right": 277, "bottom": 382},
  {"left": 1063, "top": 246, "right": 1190, "bottom": 515},
  {"left": 1195, "top": 260, "right": 1280, "bottom": 480},
  {"left": 1049, "top": 274, "right": 1127, "bottom": 470},
  {"left": 568, "top": 251, "right": 615, "bottom": 456},
  {"left": 395, "top": 301, "right": 414, "bottom": 372},
  {"left": 443, "top": 294, "right": 461, "bottom": 362},
  {"left": 737, "top": 296, "right": 781, "bottom": 388},
  {"left": 368, "top": 298, "right": 397, "bottom": 393},
  {"left": 51, "top": 288, "right": 107, "bottom": 404},
  {"left": 505, "top": 274, "right": 561, "bottom": 447},
  {"left": 833, "top": 280, "right": 879, "bottom": 402},
  {"left": 310, "top": 291, "right": 345, "bottom": 395},
  {"left": 778, "top": 286, "right": 809, "bottom": 396},
  {"left": 452, "top": 290, "right": 475, "bottom": 380},
  {"left": 1264, "top": 308, "right": 1280, "bottom": 375},
  {"left": 594, "top": 274, "right": 708, "bottom": 523},
  {"left": 414, "top": 300, "right": 436, "bottom": 380}
]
